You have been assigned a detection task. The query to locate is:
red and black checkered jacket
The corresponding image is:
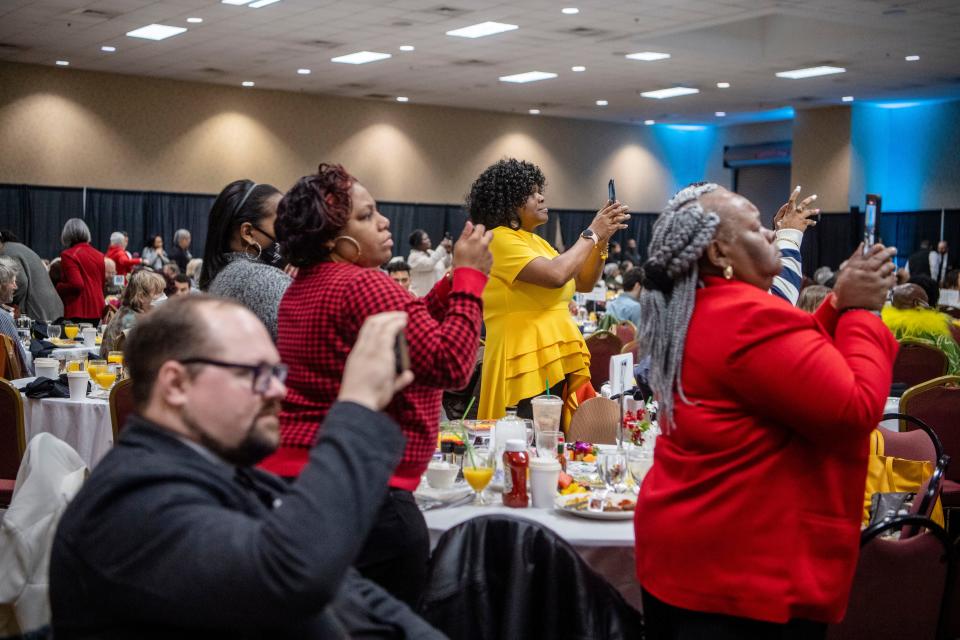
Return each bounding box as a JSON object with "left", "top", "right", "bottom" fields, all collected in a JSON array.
[{"left": 260, "top": 261, "right": 486, "bottom": 490}]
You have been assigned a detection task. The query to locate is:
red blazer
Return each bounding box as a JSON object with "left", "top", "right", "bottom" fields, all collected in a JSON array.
[
  {"left": 105, "top": 244, "right": 141, "bottom": 276},
  {"left": 57, "top": 243, "right": 106, "bottom": 320},
  {"left": 634, "top": 277, "right": 898, "bottom": 624}
]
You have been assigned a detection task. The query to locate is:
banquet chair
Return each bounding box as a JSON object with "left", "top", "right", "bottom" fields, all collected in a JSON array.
[
  {"left": 613, "top": 320, "right": 636, "bottom": 345},
  {"left": 567, "top": 397, "right": 619, "bottom": 445},
  {"left": 892, "top": 340, "right": 948, "bottom": 389},
  {"left": 585, "top": 331, "right": 622, "bottom": 386},
  {"left": 420, "top": 514, "right": 643, "bottom": 640},
  {"left": 825, "top": 515, "right": 953, "bottom": 640},
  {"left": 620, "top": 339, "right": 639, "bottom": 357},
  {"left": 109, "top": 378, "right": 135, "bottom": 441},
  {"left": 0, "top": 379, "right": 26, "bottom": 508},
  {"left": 0, "top": 334, "right": 24, "bottom": 381},
  {"left": 900, "top": 376, "right": 960, "bottom": 534},
  {"left": 882, "top": 413, "right": 943, "bottom": 463}
]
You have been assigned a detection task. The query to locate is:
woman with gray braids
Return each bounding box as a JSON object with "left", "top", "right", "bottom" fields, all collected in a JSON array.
[{"left": 634, "top": 184, "right": 899, "bottom": 639}]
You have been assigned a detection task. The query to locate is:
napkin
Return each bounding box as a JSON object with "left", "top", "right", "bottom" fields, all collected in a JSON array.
[
  {"left": 23, "top": 374, "right": 89, "bottom": 399},
  {"left": 29, "top": 339, "right": 57, "bottom": 359}
]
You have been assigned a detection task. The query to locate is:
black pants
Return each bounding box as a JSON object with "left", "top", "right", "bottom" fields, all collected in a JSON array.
[
  {"left": 354, "top": 488, "right": 430, "bottom": 609},
  {"left": 515, "top": 380, "right": 565, "bottom": 420},
  {"left": 642, "top": 589, "right": 827, "bottom": 640}
]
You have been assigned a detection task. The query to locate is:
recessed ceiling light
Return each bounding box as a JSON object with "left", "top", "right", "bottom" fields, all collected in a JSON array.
[
  {"left": 641, "top": 86, "right": 699, "bottom": 99},
  {"left": 644, "top": 119, "right": 655, "bottom": 125},
  {"left": 101, "top": 45, "right": 116, "bottom": 52},
  {"left": 221, "top": 0, "right": 252, "bottom": 5},
  {"left": 331, "top": 51, "right": 391, "bottom": 64},
  {"left": 715, "top": 111, "right": 726, "bottom": 117},
  {"left": 187, "top": 17, "right": 203, "bottom": 23},
  {"left": 446, "top": 22, "right": 518, "bottom": 39},
  {"left": 396, "top": 96, "right": 409, "bottom": 102},
  {"left": 249, "top": 0, "right": 281, "bottom": 7},
  {"left": 55, "top": 60, "right": 69, "bottom": 66},
  {"left": 775, "top": 65, "right": 846, "bottom": 79},
  {"left": 596, "top": 100, "right": 608, "bottom": 106},
  {"left": 529, "top": 109, "right": 541, "bottom": 115},
  {"left": 562, "top": 7, "right": 580, "bottom": 14},
  {"left": 242, "top": 81, "right": 255, "bottom": 87},
  {"left": 399, "top": 45, "right": 415, "bottom": 52},
  {"left": 717, "top": 82, "right": 730, "bottom": 88},
  {"left": 626, "top": 51, "right": 670, "bottom": 62},
  {"left": 126, "top": 24, "right": 188, "bottom": 40},
  {"left": 842, "top": 96, "right": 854, "bottom": 102},
  {"left": 571, "top": 65, "right": 586, "bottom": 72},
  {"left": 905, "top": 54, "right": 920, "bottom": 61},
  {"left": 499, "top": 71, "right": 557, "bottom": 84},
  {"left": 297, "top": 68, "right": 311, "bottom": 75}
]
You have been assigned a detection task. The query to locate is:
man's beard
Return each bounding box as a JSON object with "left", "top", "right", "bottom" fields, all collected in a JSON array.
[{"left": 182, "top": 406, "right": 280, "bottom": 467}]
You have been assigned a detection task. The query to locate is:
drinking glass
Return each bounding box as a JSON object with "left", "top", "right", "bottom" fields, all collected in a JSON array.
[
  {"left": 93, "top": 363, "right": 119, "bottom": 392},
  {"left": 536, "top": 430, "right": 562, "bottom": 459},
  {"left": 86, "top": 359, "right": 107, "bottom": 393},
  {"left": 626, "top": 449, "right": 653, "bottom": 493},
  {"left": 462, "top": 446, "right": 495, "bottom": 505},
  {"left": 108, "top": 351, "right": 124, "bottom": 376},
  {"left": 64, "top": 323, "right": 79, "bottom": 340},
  {"left": 47, "top": 324, "right": 61, "bottom": 340},
  {"left": 598, "top": 450, "right": 628, "bottom": 493},
  {"left": 65, "top": 358, "right": 85, "bottom": 373},
  {"left": 531, "top": 395, "right": 563, "bottom": 433}
]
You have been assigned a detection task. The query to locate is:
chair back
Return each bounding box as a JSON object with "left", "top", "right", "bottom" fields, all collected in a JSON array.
[
  {"left": 906, "top": 455, "right": 948, "bottom": 528},
  {"left": 882, "top": 413, "right": 943, "bottom": 463},
  {"left": 109, "top": 377, "right": 135, "bottom": 441},
  {"left": 567, "top": 397, "right": 619, "bottom": 445},
  {"left": 0, "top": 379, "right": 26, "bottom": 507},
  {"left": 620, "top": 339, "right": 639, "bottom": 357},
  {"left": 614, "top": 321, "right": 636, "bottom": 345},
  {"left": 826, "top": 515, "right": 953, "bottom": 640},
  {"left": 0, "top": 334, "right": 24, "bottom": 381},
  {"left": 892, "top": 341, "right": 948, "bottom": 388},
  {"left": 900, "top": 377, "right": 960, "bottom": 483},
  {"left": 585, "top": 331, "right": 623, "bottom": 386}
]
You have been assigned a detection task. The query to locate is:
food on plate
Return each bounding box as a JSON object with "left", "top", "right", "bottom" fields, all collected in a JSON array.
[
  {"left": 562, "top": 494, "right": 636, "bottom": 512},
  {"left": 567, "top": 441, "right": 599, "bottom": 462}
]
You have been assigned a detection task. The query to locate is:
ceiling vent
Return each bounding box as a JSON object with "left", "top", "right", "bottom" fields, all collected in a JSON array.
[
  {"left": 338, "top": 82, "right": 375, "bottom": 90},
  {"left": 563, "top": 27, "right": 611, "bottom": 38},
  {"left": 0, "top": 42, "right": 27, "bottom": 52},
  {"left": 363, "top": 93, "right": 392, "bottom": 99},
  {"left": 298, "top": 39, "right": 342, "bottom": 49},
  {"left": 200, "top": 67, "right": 227, "bottom": 75},
  {"left": 451, "top": 59, "right": 494, "bottom": 67},
  {"left": 66, "top": 8, "right": 120, "bottom": 20},
  {"left": 420, "top": 6, "right": 471, "bottom": 18}
]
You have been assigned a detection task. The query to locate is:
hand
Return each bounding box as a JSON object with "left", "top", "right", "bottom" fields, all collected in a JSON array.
[
  {"left": 440, "top": 237, "right": 453, "bottom": 252},
  {"left": 451, "top": 221, "right": 493, "bottom": 275},
  {"left": 588, "top": 201, "right": 631, "bottom": 242},
  {"left": 833, "top": 243, "right": 897, "bottom": 311},
  {"left": 773, "top": 185, "right": 819, "bottom": 232},
  {"left": 338, "top": 312, "right": 415, "bottom": 411}
]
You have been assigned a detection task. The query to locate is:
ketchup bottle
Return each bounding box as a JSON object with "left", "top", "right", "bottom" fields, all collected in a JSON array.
[{"left": 502, "top": 439, "right": 529, "bottom": 508}]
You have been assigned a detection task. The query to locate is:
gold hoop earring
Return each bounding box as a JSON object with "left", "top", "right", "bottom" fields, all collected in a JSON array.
[
  {"left": 333, "top": 236, "right": 362, "bottom": 263},
  {"left": 244, "top": 241, "right": 263, "bottom": 261},
  {"left": 723, "top": 264, "right": 734, "bottom": 280}
]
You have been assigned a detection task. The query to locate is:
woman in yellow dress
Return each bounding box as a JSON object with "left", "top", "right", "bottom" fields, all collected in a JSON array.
[{"left": 467, "top": 158, "right": 629, "bottom": 421}]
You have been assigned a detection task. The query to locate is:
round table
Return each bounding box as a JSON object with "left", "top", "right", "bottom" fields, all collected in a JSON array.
[{"left": 13, "top": 377, "right": 113, "bottom": 469}]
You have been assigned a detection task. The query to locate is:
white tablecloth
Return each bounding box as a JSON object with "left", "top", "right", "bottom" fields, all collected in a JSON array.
[
  {"left": 15, "top": 378, "right": 113, "bottom": 469},
  {"left": 423, "top": 494, "right": 642, "bottom": 608},
  {"left": 50, "top": 345, "right": 100, "bottom": 359}
]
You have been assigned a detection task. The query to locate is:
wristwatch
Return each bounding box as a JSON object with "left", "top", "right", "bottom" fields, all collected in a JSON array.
[{"left": 580, "top": 228, "right": 598, "bottom": 245}]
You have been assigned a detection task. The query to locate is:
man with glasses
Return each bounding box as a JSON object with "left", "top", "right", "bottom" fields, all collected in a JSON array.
[{"left": 50, "top": 294, "right": 441, "bottom": 638}]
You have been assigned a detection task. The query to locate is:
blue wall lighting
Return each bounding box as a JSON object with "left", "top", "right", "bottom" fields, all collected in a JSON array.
[{"left": 651, "top": 124, "right": 718, "bottom": 193}]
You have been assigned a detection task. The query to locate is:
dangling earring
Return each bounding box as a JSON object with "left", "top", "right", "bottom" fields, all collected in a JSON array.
[
  {"left": 243, "top": 241, "right": 263, "bottom": 261},
  {"left": 332, "top": 236, "right": 362, "bottom": 263},
  {"left": 723, "top": 264, "right": 734, "bottom": 280}
]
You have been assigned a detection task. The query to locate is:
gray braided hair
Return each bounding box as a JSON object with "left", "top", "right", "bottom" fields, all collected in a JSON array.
[{"left": 639, "top": 183, "right": 721, "bottom": 430}]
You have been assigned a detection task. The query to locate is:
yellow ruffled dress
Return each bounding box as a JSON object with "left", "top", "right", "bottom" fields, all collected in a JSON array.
[{"left": 478, "top": 227, "right": 591, "bottom": 420}]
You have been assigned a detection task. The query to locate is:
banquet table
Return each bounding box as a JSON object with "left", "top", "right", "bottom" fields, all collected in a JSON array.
[
  {"left": 422, "top": 492, "right": 642, "bottom": 609},
  {"left": 13, "top": 377, "right": 113, "bottom": 469}
]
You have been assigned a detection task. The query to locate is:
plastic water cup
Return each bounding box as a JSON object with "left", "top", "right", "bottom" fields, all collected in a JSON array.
[
  {"left": 531, "top": 395, "right": 564, "bottom": 432},
  {"left": 67, "top": 371, "right": 89, "bottom": 400},
  {"left": 34, "top": 358, "right": 60, "bottom": 379},
  {"left": 529, "top": 457, "right": 561, "bottom": 508},
  {"left": 81, "top": 327, "right": 98, "bottom": 347}
]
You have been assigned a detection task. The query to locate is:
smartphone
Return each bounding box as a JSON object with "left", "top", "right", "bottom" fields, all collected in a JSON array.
[
  {"left": 608, "top": 179, "right": 617, "bottom": 203},
  {"left": 394, "top": 332, "right": 410, "bottom": 375},
  {"left": 864, "top": 194, "right": 881, "bottom": 254},
  {"left": 113, "top": 275, "right": 125, "bottom": 286}
]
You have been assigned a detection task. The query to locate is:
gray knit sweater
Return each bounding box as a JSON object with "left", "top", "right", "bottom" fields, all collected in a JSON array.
[{"left": 208, "top": 253, "right": 291, "bottom": 340}]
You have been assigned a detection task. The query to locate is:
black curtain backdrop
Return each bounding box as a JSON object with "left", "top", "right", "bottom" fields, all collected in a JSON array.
[{"left": 1, "top": 183, "right": 956, "bottom": 277}]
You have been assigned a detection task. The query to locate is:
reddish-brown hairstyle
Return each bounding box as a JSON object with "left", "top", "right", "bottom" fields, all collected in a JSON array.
[{"left": 276, "top": 163, "right": 357, "bottom": 267}]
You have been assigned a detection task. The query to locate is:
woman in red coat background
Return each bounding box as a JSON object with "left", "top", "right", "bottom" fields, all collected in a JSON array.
[
  {"left": 56, "top": 218, "right": 105, "bottom": 325},
  {"left": 635, "top": 183, "right": 898, "bottom": 639}
]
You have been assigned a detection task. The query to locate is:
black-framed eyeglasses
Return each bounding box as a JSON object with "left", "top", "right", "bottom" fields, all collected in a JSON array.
[{"left": 178, "top": 357, "right": 288, "bottom": 394}]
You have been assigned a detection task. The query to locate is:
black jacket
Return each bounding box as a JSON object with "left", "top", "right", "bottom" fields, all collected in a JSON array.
[
  {"left": 50, "top": 403, "right": 443, "bottom": 639},
  {"left": 168, "top": 244, "right": 192, "bottom": 272}
]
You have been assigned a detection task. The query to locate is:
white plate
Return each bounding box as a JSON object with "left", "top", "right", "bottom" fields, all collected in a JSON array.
[{"left": 554, "top": 492, "right": 636, "bottom": 520}]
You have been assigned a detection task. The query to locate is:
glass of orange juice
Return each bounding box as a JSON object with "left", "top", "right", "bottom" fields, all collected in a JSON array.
[
  {"left": 65, "top": 359, "right": 85, "bottom": 373},
  {"left": 86, "top": 359, "right": 106, "bottom": 384},
  {"left": 93, "top": 363, "right": 119, "bottom": 392},
  {"left": 64, "top": 323, "right": 79, "bottom": 340},
  {"left": 463, "top": 446, "right": 495, "bottom": 505}
]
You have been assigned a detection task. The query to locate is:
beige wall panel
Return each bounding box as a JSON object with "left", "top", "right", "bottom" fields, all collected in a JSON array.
[{"left": 790, "top": 106, "right": 852, "bottom": 212}]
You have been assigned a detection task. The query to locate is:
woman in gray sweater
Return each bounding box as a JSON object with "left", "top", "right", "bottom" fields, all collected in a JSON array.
[{"left": 200, "top": 180, "right": 291, "bottom": 340}]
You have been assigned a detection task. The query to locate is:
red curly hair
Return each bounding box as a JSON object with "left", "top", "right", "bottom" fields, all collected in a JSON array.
[{"left": 276, "top": 163, "right": 357, "bottom": 267}]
